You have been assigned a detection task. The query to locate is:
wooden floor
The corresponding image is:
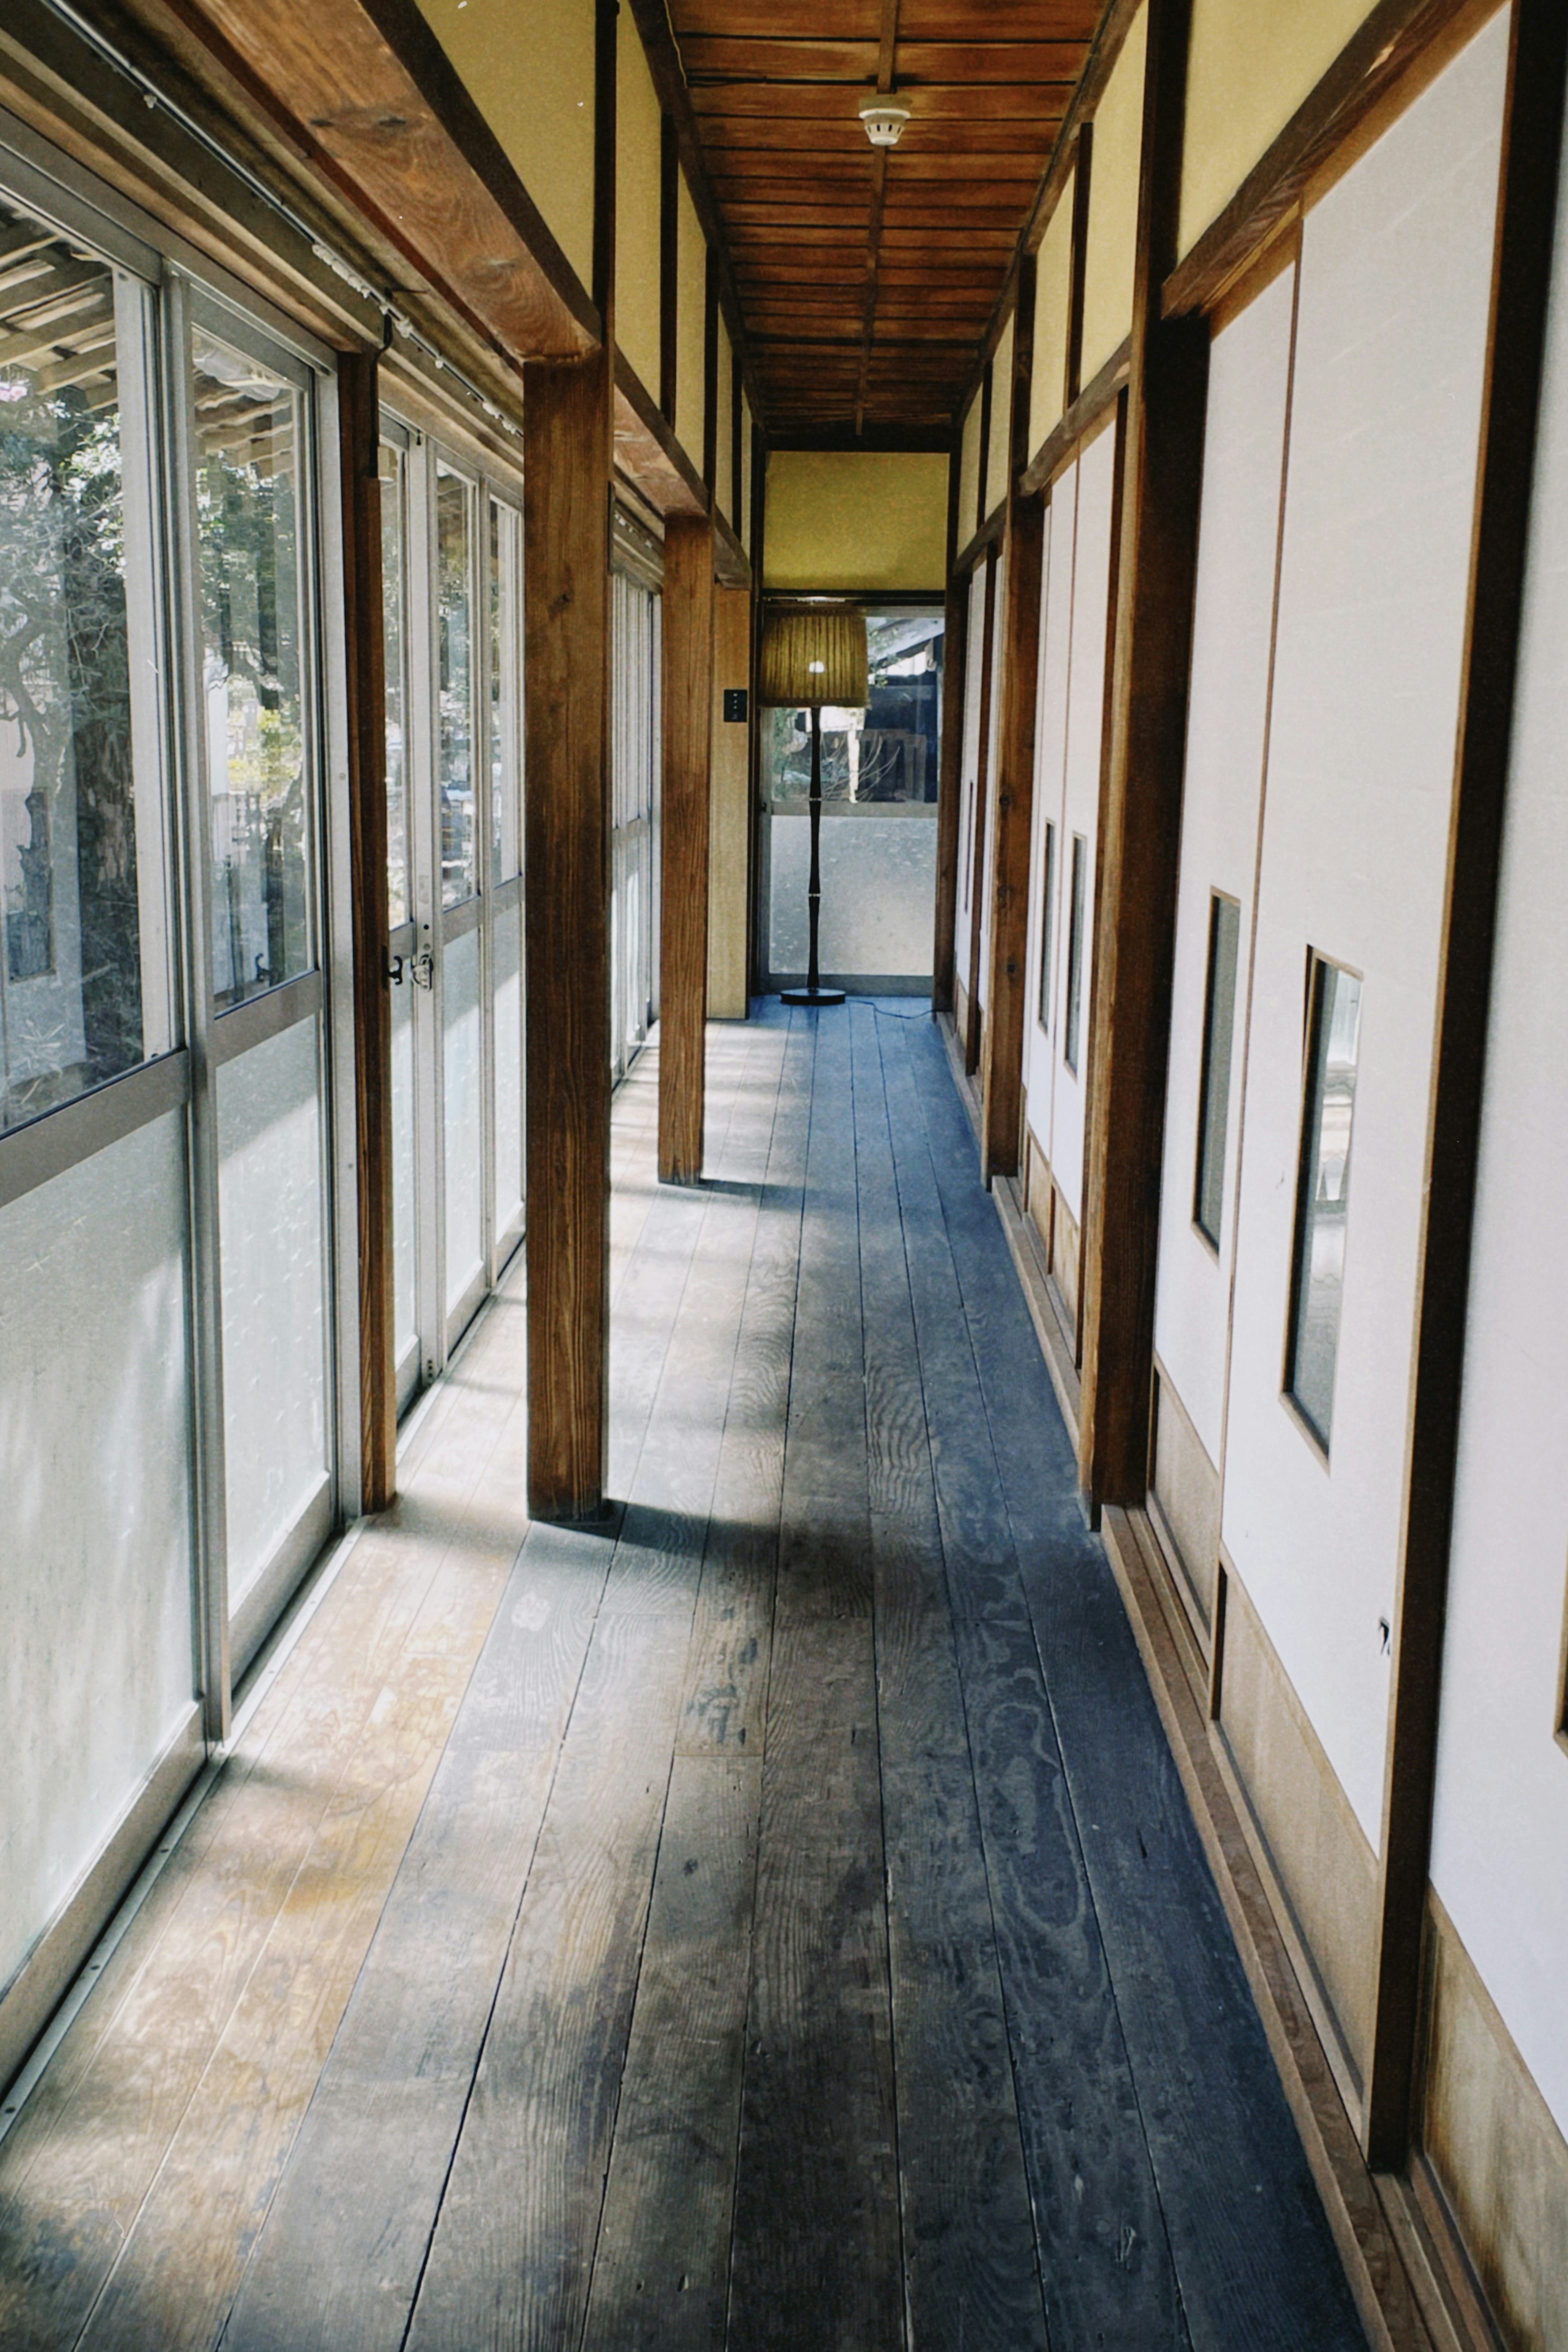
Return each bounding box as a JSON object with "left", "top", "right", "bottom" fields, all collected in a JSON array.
[{"left": 0, "top": 1000, "right": 1367, "bottom": 2352}]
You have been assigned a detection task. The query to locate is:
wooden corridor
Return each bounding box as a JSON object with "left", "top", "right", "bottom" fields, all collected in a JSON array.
[{"left": 0, "top": 1002, "right": 1365, "bottom": 2352}]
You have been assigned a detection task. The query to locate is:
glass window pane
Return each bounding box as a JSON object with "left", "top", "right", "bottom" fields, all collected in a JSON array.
[
  {"left": 1194, "top": 893, "right": 1241, "bottom": 1247},
  {"left": 1286, "top": 956, "right": 1363, "bottom": 1448},
  {"left": 489, "top": 497, "right": 521, "bottom": 886},
  {"left": 381, "top": 440, "right": 409, "bottom": 928},
  {"left": 437, "top": 463, "right": 476, "bottom": 907},
  {"left": 1065, "top": 832, "right": 1087, "bottom": 1074},
  {"left": 443, "top": 924, "right": 482, "bottom": 1313},
  {"left": 1036, "top": 821, "right": 1056, "bottom": 1032},
  {"left": 194, "top": 328, "right": 311, "bottom": 1007},
  {"left": 761, "top": 604, "right": 944, "bottom": 806},
  {"left": 0, "top": 198, "right": 169, "bottom": 1129}
]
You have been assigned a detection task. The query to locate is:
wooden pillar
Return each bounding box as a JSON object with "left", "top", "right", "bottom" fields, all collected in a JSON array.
[
  {"left": 1077, "top": 0, "right": 1207, "bottom": 1511},
  {"left": 659, "top": 512, "right": 715, "bottom": 1183},
  {"left": 981, "top": 257, "right": 1042, "bottom": 1185},
  {"left": 1363, "top": 0, "right": 1568, "bottom": 2172},
  {"left": 338, "top": 349, "right": 395, "bottom": 1514},
  {"left": 963, "top": 549, "right": 998, "bottom": 1073},
  {"left": 931, "top": 449, "right": 967, "bottom": 1016},
  {"left": 524, "top": 351, "right": 613, "bottom": 1519}
]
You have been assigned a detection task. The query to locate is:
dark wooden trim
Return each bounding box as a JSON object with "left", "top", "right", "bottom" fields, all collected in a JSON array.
[
  {"left": 614, "top": 351, "right": 708, "bottom": 518},
  {"left": 159, "top": 0, "right": 598, "bottom": 351},
  {"left": 592, "top": 0, "right": 616, "bottom": 326},
  {"left": 952, "top": 499, "right": 1009, "bottom": 580},
  {"left": 766, "top": 425, "right": 952, "bottom": 454},
  {"left": 980, "top": 256, "right": 1042, "bottom": 1180},
  {"left": 964, "top": 547, "right": 999, "bottom": 1073},
  {"left": 659, "top": 515, "right": 716, "bottom": 1185},
  {"left": 976, "top": 357, "right": 994, "bottom": 534},
  {"left": 748, "top": 424, "right": 768, "bottom": 999},
  {"left": 1019, "top": 337, "right": 1131, "bottom": 499},
  {"left": 1066, "top": 120, "right": 1094, "bottom": 408},
  {"left": 1163, "top": 0, "right": 1499, "bottom": 322},
  {"left": 1077, "top": 0, "right": 1208, "bottom": 1512},
  {"left": 932, "top": 437, "right": 966, "bottom": 1015},
  {"left": 524, "top": 351, "right": 613, "bottom": 1520},
  {"left": 660, "top": 109, "right": 679, "bottom": 423},
  {"left": 703, "top": 241, "right": 720, "bottom": 492},
  {"left": 1363, "top": 0, "right": 1568, "bottom": 2174},
  {"left": 338, "top": 351, "right": 395, "bottom": 1513},
  {"left": 713, "top": 509, "right": 751, "bottom": 590},
  {"left": 730, "top": 342, "right": 744, "bottom": 527}
]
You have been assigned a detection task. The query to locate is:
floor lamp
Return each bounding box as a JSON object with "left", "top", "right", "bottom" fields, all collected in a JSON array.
[{"left": 758, "top": 604, "right": 869, "bottom": 1009}]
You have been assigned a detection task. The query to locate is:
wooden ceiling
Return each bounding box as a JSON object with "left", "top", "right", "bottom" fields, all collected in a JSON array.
[{"left": 668, "top": 0, "right": 1106, "bottom": 443}]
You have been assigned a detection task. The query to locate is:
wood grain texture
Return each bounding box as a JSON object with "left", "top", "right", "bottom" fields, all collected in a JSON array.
[
  {"left": 659, "top": 514, "right": 716, "bottom": 1185},
  {"left": 525, "top": 351, "right": 614, "bottom": 1517},
  {"left": 339, "top": 350, "right": 396, "bottom": 1514}
]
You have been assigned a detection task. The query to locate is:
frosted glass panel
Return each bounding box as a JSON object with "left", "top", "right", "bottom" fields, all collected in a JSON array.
[
  {"left": 443, "top": 926, "right": 483, "bottom": 1313},
  {"left": 0, "top": 1111, "right": 194, "bottom": 1991},
  {"left": 768, "top": 814, "right": 936, "bottom": 979},
  {"left": 492, "top": 900, "right": 523, "bottom": 1243},
  {"left": 217, "top": 1016, "right": 329, "bottom": 1608},
  {"left": 391, "top": 974, "right": 416, "bottom": 1369}
]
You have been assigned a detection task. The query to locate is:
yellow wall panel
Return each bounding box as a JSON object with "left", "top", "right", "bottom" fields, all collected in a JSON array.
[
  {"left": 742, "top": 399, "right": 754, "bottom": 552},
  {"left": 616, "top": 16, "right": 663, "bottom": 397},
  {"left": 958, "top": 394, "right": 982, "bottom": 544},
  {"left": 1180, "top": 0, "right": 1380, "bottom": 259},
  {"left": 715, "top": 317, "right": 733, "bottom": 521},
  {"left": 414, "top": 0, "right": 596, "bottom": 297},
  {"left": 1081, "top": 5, "right": 1145, "bottom": 383},
  {"left": 764, "top": 451, "right": 948, "bottom": 592},
  {"left": 1029, "top": 171, "right": 1075, "bottom": 463},
  {"left": 985, "top": 312, "right": 1015, "bottom": 519},
  {"left": 677, "top": 172, "right": 707, "bottom": 472}
]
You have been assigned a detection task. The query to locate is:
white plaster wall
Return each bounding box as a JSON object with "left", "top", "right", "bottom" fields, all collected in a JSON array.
[
  {"left": 1051, "top": 421, "right": 1117, "bottom": 1226},
  {"left": 1024, "top": 476, "right": 1075, "bottom": 1163},
  {"left": 1430, "top": 115, "right": 1568, "bottom": 2143},
  {"left": 1220, "top": 13, "right": 1506, "bottom": 1847},
  {"left": 953, "top": 571, "right": 987, "bottom": 993},
  {"left": 1152, "top": 265, "right": 1295, "bottom": 1464}
]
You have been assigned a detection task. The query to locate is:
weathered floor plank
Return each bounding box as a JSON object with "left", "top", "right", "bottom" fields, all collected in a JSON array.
[{"left": 0, "top": 996, "right": 1368, "bottom": 2352}]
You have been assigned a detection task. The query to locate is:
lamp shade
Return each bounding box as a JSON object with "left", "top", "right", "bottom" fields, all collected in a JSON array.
[{"left": 757, "top": 605, "right": 869, "bottom": 708}]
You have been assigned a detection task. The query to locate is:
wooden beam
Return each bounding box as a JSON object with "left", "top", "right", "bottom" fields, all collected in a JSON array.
[
  {"left": 164, "top": 0, "right": 597, "bottom": 358},
  {"left": 659, "top": 514, "right": 716, "bottom": 1185},
  {"left": 338, "top": 350, "right": 395, "bottom": 1513},
  {"left": 524, "top": 352, "right": 613, "bottom": 1520},
  {"left": 980, "top": 255, "right": 1041, "bottom": 1184},
  {"left": 932, "top": 448, "right": 967, "bottom": 1016},
  {"left": 1363, "top": 0, "right": 1568, "bottom": 2174},
  {"left": 615, "top": 350, "right": 709, "bottom": 518},
  {"left": 1018, "top": 338, "right": 1131, "bottom": 499},
  {"left": 964, "top": 547, "right": 998, "bottom": 1073},
  {"left": 1076, "top": 0, "right": 1207, "bottom": 1512}
]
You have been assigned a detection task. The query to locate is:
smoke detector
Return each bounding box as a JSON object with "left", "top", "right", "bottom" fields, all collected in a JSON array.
[{"left": 858, "top": 97, "right": 911, "bottom": 148}]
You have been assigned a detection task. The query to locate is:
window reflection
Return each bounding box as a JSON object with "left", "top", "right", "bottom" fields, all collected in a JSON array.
[
  {"left": 0, "top": 196, "right": 166, "bottom": 1129},
  {"left": 437, "top": 463, "right": 476, "bottom": 906},
  {"left": 1286, "top": 956, "right": 1362, "bottom": 1449},
  {"left": 1194, "top": 893, "right": 1241, "bottom": 1248},
  {"left": 488, "top": 496, "right": 521, "bottom": 886},
  {"left": 194, "top": 329, "right": 310, "bottom": 1007},
  {"left": 381, "top": 441, "right": 410, "bottom": 929},
  {"left": 762, "top": 606, "right": 943, "bottom": 806}
]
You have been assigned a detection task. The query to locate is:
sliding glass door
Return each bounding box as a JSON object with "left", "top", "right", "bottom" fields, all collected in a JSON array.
[{"left": 610, "top": 506, "right": 662, "bottom": 1082}]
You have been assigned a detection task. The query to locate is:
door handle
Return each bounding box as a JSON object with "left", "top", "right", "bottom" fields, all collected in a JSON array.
[{"left": 410, "top": 950, "right": 435, "bottom": 991}]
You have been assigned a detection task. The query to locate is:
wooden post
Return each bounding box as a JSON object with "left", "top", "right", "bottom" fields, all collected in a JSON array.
[
  {"left": 1363, "top": 0, "right": 1568, "bottom": 2171},
  {"left": 980, "top": 258, "right": 1042, "bottom": 1185},
  {"left": 659, "top": 512, "right": 715, "bottom": 1183},
  {"left": 1077, "top": 0, "right": 1207, "bottom": 1511},
  {"left": 338, "top": 349, "right": 395, "bottom": 1514},
  {"left": 524, "top": 351, "right": 613, "bottom": 1520},
  {"left": 931, "top": 449, "right": 967, "bottom": 1016},
  {"left": 963, "top": 548, "right": 998, "bottom": 1073}
]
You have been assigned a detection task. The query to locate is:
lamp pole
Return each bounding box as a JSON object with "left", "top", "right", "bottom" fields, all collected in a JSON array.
[{"left": 782, "top": 702, "right": 846, "bottom": 1007}]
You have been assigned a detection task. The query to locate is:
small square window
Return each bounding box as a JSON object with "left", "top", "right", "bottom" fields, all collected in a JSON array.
[
  {"left": 1285, "top": 954, "right": 1363, "bottom": 1450},
  {"left": 1037, "top": 821, "right": 1056, "bottom": 1033},
  {"left": 1194, "top": 893, "right": 1241, "bottom": 1248},
  {"left": 1064, "top": 832, "right": 1087, "bottom": 1074}
]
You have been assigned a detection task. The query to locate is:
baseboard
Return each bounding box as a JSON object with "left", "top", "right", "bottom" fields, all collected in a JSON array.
[
  {"left": 936, "top": 1007, "right": 982, "bottom": 1139},
  {"left": 993, "top": 1167, "right": 1082, "bottom": 1445},
  {"left": 1098, "top": 1502, "right": 1437, "bottom": 2352}
]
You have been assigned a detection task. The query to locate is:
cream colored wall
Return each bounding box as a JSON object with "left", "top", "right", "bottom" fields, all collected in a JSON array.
[
  {"left": 616, "top": 14, "right": 663, "bottom": 396},
  {"left": 764, "top": 451, "right": 948, "bottom": 592},
  {"left": 741, "top": 400, "right": 754, "bottom": 552},
  {"left": 985, "top": 313, "right": 1015, "bottom": 521},
  {"left": 1180, "top": 0, "right": 1381, "bottom": 259},
  {"left": 1030, "top": 172, "right": 1075, "bottom": 462},
  {"left": 1081, "top": 5, "right": 1145, "bottom": 382},
  {"left": 958, "top": 394, "right": 982, "bottom": 545},
  {"left": 715, "top": 317, "right": 733, "bottom": 523},
  {"left": 677, "top": 172, "right": 707, "bottom": 464},
  {"left": 415, "top": 0, "right": 596, "bottom": 296}
]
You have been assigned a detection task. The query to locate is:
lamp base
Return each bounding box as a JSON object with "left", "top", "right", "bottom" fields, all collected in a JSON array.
[{"left": 780, "top": 985, "right": 846, "bottom": 1008}]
